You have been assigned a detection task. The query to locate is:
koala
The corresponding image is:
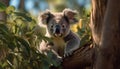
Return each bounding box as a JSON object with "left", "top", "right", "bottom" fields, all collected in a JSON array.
[{"left": 38, "top": 8, "right": 80, "bottom": 58}]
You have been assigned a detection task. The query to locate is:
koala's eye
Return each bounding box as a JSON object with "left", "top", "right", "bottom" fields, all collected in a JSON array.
[
  {"left": 62, "top": 24, "right": 65, "bottom": 28},
  {"left": 50, "top": 24, "right": 54, "bottom": 28}
]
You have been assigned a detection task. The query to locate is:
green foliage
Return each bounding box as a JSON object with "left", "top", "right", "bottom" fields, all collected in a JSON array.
[
  {"left": 0, "top": 5, "right": 59, "bottom": 69},
  {"left": 0, "top": 2, "right": 6, "bottom": 12},
  {"left": 77, "top": 15, "right": 92, "bottom": 47},
  {"left": 6, "top": 6, "right": 15, "bottom": 14}
]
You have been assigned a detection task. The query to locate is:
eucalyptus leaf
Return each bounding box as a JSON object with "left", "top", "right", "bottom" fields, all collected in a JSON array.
[
  {"left": 15, "top": 36, "right": 30, "bottom": 56},
  {"left": 6, "top": 6, "right": 15, "bottom": 14},
  {"left": 14, "top": 12, "right": 32, "bottom": 22}
]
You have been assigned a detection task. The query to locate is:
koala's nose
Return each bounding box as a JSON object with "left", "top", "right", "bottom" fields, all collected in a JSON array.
[{"left": 55, "top": 25, "right": 60, "bottom": 34}]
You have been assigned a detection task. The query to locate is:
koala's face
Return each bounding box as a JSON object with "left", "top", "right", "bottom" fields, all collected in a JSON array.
[
  {"left": 47, "top": 13, "right": 70, "bottom": 37},
  {"left": 39, "top": 8, "right": 78, "bottom": 37}
]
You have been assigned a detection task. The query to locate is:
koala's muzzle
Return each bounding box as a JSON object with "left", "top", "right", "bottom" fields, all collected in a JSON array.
[
  {"left": 54, "top": 25, "right": 62, "bottom": 37},
  {"left": 55, "top": 25, "right": 60, "bottom": 33}
]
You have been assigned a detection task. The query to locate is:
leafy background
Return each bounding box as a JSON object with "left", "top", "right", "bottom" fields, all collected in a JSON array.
[{"left": 0, "top": 0, "right": 91, "bottom": 69}]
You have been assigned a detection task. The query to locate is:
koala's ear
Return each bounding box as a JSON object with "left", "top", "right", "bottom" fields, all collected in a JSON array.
[
  {"left": 38, "top": 10, "right": 53, "bottom": 25},
  {"left": 63, "top": 8, "right": 78, "bottom": 24}
]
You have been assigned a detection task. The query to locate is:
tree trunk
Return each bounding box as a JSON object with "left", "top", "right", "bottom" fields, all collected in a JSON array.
[
  {"left": 95, "top": 0, "right": 120, "bottom": 69},
  {"left": 19, "top": 0, "right": 25, "bottom": 11},
  {"left": 90, "top": 0, "right": 107, "bottom": 68},
  {"left": 90, "top": 0, "right": 107, "bottom": 46}
]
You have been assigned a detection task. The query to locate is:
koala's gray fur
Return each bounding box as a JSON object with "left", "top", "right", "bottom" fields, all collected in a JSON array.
[{"left": 38, "top": 8, "right": 80, "bottom": 59}]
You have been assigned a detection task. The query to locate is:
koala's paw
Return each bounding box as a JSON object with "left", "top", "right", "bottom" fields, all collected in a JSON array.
[
  {"left": 52, "top": 54, "right": 63, "bottom": 65},
  {"left": 64, "top": 50, "right": 73, "bottom": 57},
  {"left": 56, "top": 56, "right": 63, "bottom": 63}
]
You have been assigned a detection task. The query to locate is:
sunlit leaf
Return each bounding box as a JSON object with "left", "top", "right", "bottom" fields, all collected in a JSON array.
[
  {"left": 71, "top": 24, "right": 78, "bottom": 32},
  {"left": 6, "top": 6, "right": 15, "bottom": 14},
  {"left": 78, "top": 19, "right": 83, "bottom": 29}
]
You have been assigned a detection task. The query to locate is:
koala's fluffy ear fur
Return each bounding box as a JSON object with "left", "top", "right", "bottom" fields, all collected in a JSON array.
[
  {"left": 38, "top": 10, "right": 53, "bottom": 25},
  {"left": 63, "top": 8, "right": 78, "bottom": 24}
]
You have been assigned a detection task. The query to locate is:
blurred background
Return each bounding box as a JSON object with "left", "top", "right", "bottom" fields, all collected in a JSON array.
[
  {"left": 9, "top": 0, "right": 91, "bottom": 35},
  {"left": 10, "top": 0, "right": 91, "bottom": 16}
]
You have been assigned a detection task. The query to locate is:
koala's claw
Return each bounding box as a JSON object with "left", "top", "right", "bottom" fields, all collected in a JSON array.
[
  {"left": 64, "top": 51, "right": 73, "bottom": 57},
  {"left": 58, "top": 57, "right": 63, "bottom": 62}
]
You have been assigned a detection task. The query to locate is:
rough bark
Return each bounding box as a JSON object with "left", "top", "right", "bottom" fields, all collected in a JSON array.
[
  {"left": 51, "top": 44, "right": 95, "bottom": 69},
  {"left": 95, "top": 0, "right": 120, "bottom": 69},
  {"left": 62, "top": 44, "right": 94, "bottom": 69},
  {"left": 89, "top": 0, "right": 107, "bottom": 68},
  {"left": 90, "top": 0, "right": 107, "bottom": 46}
]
